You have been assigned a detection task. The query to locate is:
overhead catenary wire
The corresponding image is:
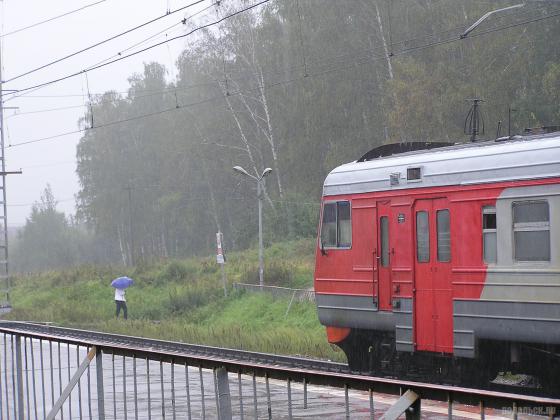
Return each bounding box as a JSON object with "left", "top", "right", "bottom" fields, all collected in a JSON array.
[
  {"left": 8, "top": 94, "right": 226, "bottom": 147},
  {"left": 1, "top": 2, "right": 218, "bottom": 104},
  {"left": 3, "top": 1, "right": 552, "bottom": 104},
  {"left": 5, "top": 80, "right": 217, "bottom": 101},
  {"left": 3, "top": 0, "right": 554, "bottom": 103},
  {"left": 5, "top": 83, "right": 217, "bottom": 117},
  {"left": 3, "top": 0, "right": 209, "bottom": 84},
  {"left": 0, "top": 21, "right": 487, "bottom": 103},
  {"left": 0, "top": 0, "right": 107, "bottom": 38},
  {"left": 12, "top": 160, "right": 75, "bottom": 170},
  {"left": 3, "top": 0, "right": 272, "bottom": 97},
  {"left": 84, "top": 1, "right": 218, "bottom": 72},
  {"left": 6, "top": 5, "right": 560, "bottom": 149},
  {"left": 7, "top": 198, "right": 75, "bottom": 208}
]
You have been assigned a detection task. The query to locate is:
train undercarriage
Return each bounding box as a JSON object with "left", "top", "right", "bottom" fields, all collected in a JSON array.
[{"left": 336, "top": 329, "right": 560, "bottom": 397}]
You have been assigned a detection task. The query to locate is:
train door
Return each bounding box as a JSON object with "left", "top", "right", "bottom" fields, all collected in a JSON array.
[
  {"left": 376, "top": 201, "right": 392, "bottom": 310},
  {"left": 414, "top": 198, "right": 453, "bottom": 353}
]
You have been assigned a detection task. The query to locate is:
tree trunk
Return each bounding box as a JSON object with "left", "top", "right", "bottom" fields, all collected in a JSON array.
[
  {"left": 220, "top": 83, "right": 275, "bottom": 208},
  {"left": 258, "top": 66, "right": 284, "bottom": 199},
  {"left": 117, "top": 223, "right": 128, "bottom": 266},
  {"left": 373, "top": 0, "right": 406, "bottom": 141},
  {"left": 374, "top": 1, "right": 394, "bottom": 80}
]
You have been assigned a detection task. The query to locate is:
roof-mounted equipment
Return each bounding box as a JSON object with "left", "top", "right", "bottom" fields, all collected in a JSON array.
[{"left": 357, "top": 142, "right": 454, "bottom": 162}]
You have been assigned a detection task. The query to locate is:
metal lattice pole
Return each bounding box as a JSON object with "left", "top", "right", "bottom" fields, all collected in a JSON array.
[{"left": 0, "top": 40, "right": 10, "bottom": 311}]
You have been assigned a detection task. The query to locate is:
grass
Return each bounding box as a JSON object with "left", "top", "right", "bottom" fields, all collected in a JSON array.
[{"left": 4, "top": 238, "right": 345, "bottom": 362}]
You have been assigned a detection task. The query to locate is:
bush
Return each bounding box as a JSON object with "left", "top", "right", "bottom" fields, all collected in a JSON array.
[
  {"left": 166, "top": 283, "right": 217, "bottom": 314},
  {"left": 199, "top": 259, "right": 218, "bottom": 274},
  {"left": 164, "top": 260, "right": 192, "bottom": 281},
  {"left": 149, "top": 260, "right": 198, "bottom": 285},
  {"left": 243, "top": 260, "right": 293, "bottom": 287},
  {"left": 263, "top": 192, "right": 319, "bottom": 242}
]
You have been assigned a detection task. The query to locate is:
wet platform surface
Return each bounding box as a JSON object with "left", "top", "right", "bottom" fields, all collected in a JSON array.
[{"left": 0, "top": 337, "right": 547, "bottom": 419}]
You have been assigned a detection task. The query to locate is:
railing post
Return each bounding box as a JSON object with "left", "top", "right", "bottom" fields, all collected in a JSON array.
[
  {"left": 265, "top": 373, "right": 272, "bottom": 419},
  {"left": 288, "top": 378, "right": 293, "bottom": 420},
  {"left": 369, "top": 388, "right": 374, "bottom": 420},
  {"left": 237, "top": 371, "right": 243, "bottom": 420},
  {"left": 216, "top": 367, "right": 232, "bottom": 420},
  {"left": 380, "top": 390, "right": 420, "bottom": 420},
  {"left": 344, "top": 383, "right": 349, "bottom": 420},
  {"left": 406, "top": 396, "right": 421, "bottom": 420},
  {"left": 96, "top": 348, "right": 105, "bottom": 420},
  {"left": 15, "top": 334, "right": 24, "bottom": 420}
]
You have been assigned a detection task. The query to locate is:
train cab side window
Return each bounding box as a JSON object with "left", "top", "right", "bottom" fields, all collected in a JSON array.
[
  {"left": 338, "top": 201, "right": 352, "bottom": 248},
  {"left": 482, "top": 207, "right": 497, "bottom": 264},
  {"left": 321, "top": 201, "right": 351, "bottom": 248},
  {"left": 513, "top": 201, "right": 550, "bottom": 262},
  {"left": 321, "top": 203, "right": 337, "bottom": 247}
]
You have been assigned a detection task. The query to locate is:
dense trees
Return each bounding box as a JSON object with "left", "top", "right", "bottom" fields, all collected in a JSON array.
[
  {"left": 63, "top": 0, "right": 560, "bottom": 265},
  {"left": 11, "top": 186, "right": 107, "bottom": 272}
]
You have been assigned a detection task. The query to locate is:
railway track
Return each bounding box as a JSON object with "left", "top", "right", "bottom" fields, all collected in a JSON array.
[
  {"left": 0, "top": 320, "right": 349, "bottom": 372},
  {"left": 0, "top": 320, "right": 558, "bottom": 419}
]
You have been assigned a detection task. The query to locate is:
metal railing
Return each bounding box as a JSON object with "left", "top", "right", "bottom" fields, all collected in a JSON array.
[
  {"left": 0, "top": 321, "right": 558, "bottom": 419},
  {"left": 233, "top": 283, "right": 315, "bottom": 302}
]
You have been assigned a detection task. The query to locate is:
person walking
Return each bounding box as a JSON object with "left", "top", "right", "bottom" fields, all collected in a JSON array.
[
  {"left": 111, "top": 276, "right": 133, "bottom": 319},
  {"left": 115, "top": 287, "right": 127, "bottom": 320}
]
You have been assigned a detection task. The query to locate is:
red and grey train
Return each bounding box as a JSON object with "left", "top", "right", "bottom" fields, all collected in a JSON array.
[{"left": 314, "top": 131, "right": 560, "bottom": 391}]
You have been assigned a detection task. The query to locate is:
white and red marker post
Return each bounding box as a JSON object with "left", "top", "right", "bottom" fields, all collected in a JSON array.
[{"left": 216, "top": 231, "right": 227, "bottom": 296}]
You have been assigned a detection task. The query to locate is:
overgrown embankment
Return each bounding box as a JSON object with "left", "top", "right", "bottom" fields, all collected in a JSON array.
[{"left": 5, "top": 239, "right": 344, "bottom": 362}]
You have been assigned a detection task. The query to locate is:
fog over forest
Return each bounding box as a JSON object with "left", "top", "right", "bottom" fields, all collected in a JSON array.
[{"left": 11, "top": 0, "right": 560, "bottom": 272}]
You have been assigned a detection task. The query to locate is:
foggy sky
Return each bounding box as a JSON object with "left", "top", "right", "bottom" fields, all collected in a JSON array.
[{"left": 2, "top": 0, "right": 208, "bottom": 225}]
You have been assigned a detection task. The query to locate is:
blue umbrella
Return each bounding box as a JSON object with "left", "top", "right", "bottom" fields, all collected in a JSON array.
[{"left": 111, "top": 276, "right": 134, "bottom": 289}]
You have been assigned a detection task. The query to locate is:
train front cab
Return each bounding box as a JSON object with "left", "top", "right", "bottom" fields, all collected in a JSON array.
[{"left": 314, "top": 181, "right": 560, "bottom": 385}]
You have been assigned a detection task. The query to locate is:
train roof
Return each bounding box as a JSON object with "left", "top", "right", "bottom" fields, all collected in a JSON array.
[{"left": 323, "top": 133, "right": 560, "bottom": 196}]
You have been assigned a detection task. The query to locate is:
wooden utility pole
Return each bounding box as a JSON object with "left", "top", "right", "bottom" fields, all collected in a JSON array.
[{"left": 124, "top": 184, "right": 135, "bottom": 266}]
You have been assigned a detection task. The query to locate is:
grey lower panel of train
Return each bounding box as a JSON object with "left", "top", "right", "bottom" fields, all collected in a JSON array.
[
  {"left": 316, "top": 293, "right": 560, "bottom": 358},
  {"left": 453, "top": 299, "right": 560, "bottom": 358},
  {"left": 315, "top": 293, "right": 394, "bottom": 330}
]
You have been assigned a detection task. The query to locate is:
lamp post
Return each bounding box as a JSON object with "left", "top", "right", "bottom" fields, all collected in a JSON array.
[
  {"left": 460, "top": 3, "right": 524, "bottom": 39},
  {"left": 233, "top": 165, "right": 272, "bottom": 288}
]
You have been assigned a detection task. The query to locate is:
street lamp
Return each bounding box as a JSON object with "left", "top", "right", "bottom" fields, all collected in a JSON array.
[
  {"left": 460, "top": 3, "right": 524, "bottom": 39},
  {"left": 233, "top": 165, "right": 273, "bottom": 288}
]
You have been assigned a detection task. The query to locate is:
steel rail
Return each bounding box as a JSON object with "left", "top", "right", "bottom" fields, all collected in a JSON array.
[
  {"left": 0, "top": 321, "right": 559, "bottom": 414},
  {"left": 0, "top": 321, "right": 346, "bottom": 372}
]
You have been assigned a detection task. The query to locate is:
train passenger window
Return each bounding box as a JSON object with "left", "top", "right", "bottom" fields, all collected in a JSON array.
[
  {"left": 482, "top": 207, "right": 497, "bottom": 264},
  {"left": 416, "top": 211, "right": 430, "bottom": 262},
  {"left": 320, "top": 201, "right": 351, "bottom": 248},
  {"left": 437, "top": 210, "right": 451, "bottom": 262},
  {"left": 380, "top": 216, "right": 390, "bottom": 266},
  {"left": 513, "top": 201, "right": 550, "bottom": 262}
]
